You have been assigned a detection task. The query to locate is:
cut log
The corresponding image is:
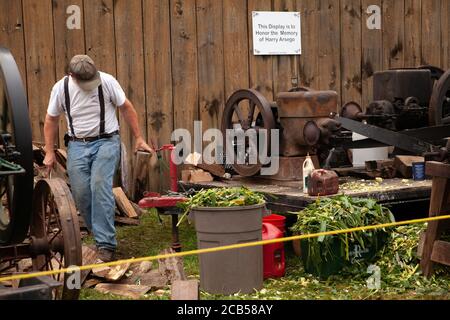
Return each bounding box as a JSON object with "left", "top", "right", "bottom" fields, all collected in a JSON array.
[
  {"left": 115, "top": 216, "right": 140, "bottom": 226},
  {"left": 138, "top": 261, "right": 153, "bottom": 274},
  {"left": 181, "top": 169, "right": 213, "bottom": 183},
  {"left": 81, "top": 246, "right": 98, "bottom": 285},
  {"left": 196, "top": 163, "right": 226, "bottom": 178},
  {"left": 113, "top": 187, "right": 138, "bottom": 218},
  {"left": 171, "top": 280, "right": 199, "bottom": 300},
  {"left": 158, "top": 248, "right": 187, "bottom": 284},
  {"left": 83, "top": 278, "right": 103, "bottom": 289},
  {"left": 132, "top": 151, "right": 152, "bottom": 202},
  {"left": 119, "top": 269, "right": 168, "bottom": 289},
  {"left": 120, "top": 142, "right": 132, "bottom": 198},
  {"left": 94, "top": 283, "right": 151, "bottom": 299},
  {"left": 130, "top": 201, "right": 146, "bottom": 217},
  {"left": 394, "top": 156, "right": 425, "bottom": 178},
  {"left": 92, "top": 262, "right": 131, "bottom": 281}
]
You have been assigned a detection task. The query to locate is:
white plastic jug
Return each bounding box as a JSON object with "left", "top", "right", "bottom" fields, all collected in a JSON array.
[{"left": 302, "top": 155, "right": 315, "bottom": 194}]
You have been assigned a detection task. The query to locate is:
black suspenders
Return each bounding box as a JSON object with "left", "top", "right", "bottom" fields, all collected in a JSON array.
[{"left": 63, "top": 76, "right": 106, "bottom": 138}]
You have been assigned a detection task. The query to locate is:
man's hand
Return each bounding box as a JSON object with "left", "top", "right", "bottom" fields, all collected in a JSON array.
[
  {"left": 135, "top": 137, "right": 154, "bottom": 153},
  {"left": 43, "top": 151, "right": 57, "bottom": 177}
]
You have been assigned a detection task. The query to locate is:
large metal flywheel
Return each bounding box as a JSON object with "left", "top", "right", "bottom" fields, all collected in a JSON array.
[
  {"left": 0, "top": 47, "right": 34, "bottom": 245},
  {"left": 221, "top": 89, "right": 277, "bottom": 177}
]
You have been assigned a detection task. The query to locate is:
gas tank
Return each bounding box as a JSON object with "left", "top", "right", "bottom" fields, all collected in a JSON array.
[{"left": 262, "top": 223, "right": 286, "bottom": 279}]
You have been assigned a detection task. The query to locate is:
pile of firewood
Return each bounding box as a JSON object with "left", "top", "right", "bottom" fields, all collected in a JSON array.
[{"left": 81, "top": 246, "right": 199, "bottom": 300}]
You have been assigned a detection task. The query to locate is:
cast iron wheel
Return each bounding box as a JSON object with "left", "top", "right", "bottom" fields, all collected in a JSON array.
[
  {"left": 0, "top": 47, "right": 34, "bottom": 245},
  {"left": 30, "top": 178, "right": 82, "bottom": 300},
  {"left": 429, "top": 69, "right": 450, "bottom": 125},
  {"left": 221, "top": 89, "right": 276, "bottom": 177}
]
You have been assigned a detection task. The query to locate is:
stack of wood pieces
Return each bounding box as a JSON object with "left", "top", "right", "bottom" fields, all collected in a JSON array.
[
  {"left": 365, "top": 159, "right": 397, "bottom": 179},
  {"left": 394, "top": 156, "right": 425, "bottom": 178},
  {"left": 82, "top": 246, "right": 198, "bottom": 300},
  {"left": 113, "top": 187, "right": 145, "bottom": 226},
  {"left": 181, "top": 152, "right": 230, "bottom": 183}
]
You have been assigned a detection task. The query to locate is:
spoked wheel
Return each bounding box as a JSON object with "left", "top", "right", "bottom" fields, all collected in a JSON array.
[
  {"left": 30, "top": 178, "right": 82, "bottom": 300},
  {"left": 221, "top": 89, "right": 276, "bottom": 177},
  {"left": 0, "top": 47, "right": 34, "bottom": 245},
  {"left": 429, "top": 69, "right": 450, "bottom": 125}
]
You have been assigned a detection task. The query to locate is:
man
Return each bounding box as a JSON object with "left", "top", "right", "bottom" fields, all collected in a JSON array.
[{"left": 43, "top": 55, "right": 153, "bottom": 262}]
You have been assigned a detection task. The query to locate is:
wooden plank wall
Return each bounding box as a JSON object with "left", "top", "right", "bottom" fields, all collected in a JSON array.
[{"left": 1, "top": 0, "right": 449, "bottom": 193}]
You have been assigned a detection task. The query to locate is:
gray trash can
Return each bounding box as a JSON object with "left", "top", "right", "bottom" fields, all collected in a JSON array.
[{"left": 190, "top": 204, "right": 265, "bottom": 295}]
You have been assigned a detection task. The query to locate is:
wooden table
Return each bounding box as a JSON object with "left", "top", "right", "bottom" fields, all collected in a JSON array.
[{"left": 179, "top": 177, "right": 432, "bottom": 215}]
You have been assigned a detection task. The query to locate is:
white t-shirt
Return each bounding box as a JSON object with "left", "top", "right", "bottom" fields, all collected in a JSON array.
[{"left": 47, "top": 72, "right": 126, "bottom": 138}]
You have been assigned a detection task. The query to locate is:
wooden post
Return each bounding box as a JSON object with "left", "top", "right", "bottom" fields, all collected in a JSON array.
[{"left": 420, "top": 162, "right": 450, "bottom": 277}]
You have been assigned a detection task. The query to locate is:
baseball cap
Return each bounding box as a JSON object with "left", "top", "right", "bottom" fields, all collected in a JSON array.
[{"left": 69, "top": 55, "right": 102, "bottom": 91}]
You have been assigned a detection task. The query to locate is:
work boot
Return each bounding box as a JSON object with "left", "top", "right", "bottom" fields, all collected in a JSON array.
[{"left": 97, "top": 247, "right": 116, "bottom": 263}]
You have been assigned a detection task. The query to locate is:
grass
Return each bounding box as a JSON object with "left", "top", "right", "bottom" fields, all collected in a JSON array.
[{"left": 80, "top": 212, "right": 450, "bottom": 300}]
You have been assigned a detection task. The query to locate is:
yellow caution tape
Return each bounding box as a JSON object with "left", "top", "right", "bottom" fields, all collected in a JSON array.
[{"left": 0, "top": 214, "right": 449, "bottom": 283}]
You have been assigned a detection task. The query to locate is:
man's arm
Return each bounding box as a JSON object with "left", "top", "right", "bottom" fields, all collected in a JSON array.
[
  {"left": 43, "top": 114, "right": 60, "bottom": 174},
  {"left": 119, "top": 98, "right": 154, "bottom": 153}
]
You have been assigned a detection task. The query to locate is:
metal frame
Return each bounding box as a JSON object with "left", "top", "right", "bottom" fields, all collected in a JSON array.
[{"left": 0, "top": 46, "right": 34, "bottom": 245}]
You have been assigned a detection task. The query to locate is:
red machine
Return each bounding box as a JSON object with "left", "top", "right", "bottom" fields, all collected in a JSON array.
[
  {"left": 138, "top": 144, "right": 187, "bottom": 252},
  {"left": 262, "top": 222, "right": 286, "bottom": 279}
]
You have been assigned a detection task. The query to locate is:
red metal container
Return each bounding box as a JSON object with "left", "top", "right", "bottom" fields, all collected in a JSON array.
[
  {"left": 263, "top": 214, "right": 287, "bottom": 234},
  {"left": 262, "top": 223, "right": 286, "bottom": 279},
  {"left": 308, "top": 169, "right": 339, "bottom": 196}
]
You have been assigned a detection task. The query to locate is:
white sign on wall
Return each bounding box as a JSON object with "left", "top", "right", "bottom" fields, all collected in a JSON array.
[{"left": 252, "top": 11, "right": 301, "bottom": 55}]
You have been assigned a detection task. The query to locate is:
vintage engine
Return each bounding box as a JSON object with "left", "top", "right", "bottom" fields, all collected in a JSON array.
[
  {"left": 334, "top": 66, "right": 450, "bottom": 165},
  {"left": 222, "top": 65, "right": 450, "bottom": 178},
  {"left": 221, "top": 88, "right": 341, "bottom": 180},
  {"left": 341, "top": 68, "right": 439, "bottom": 130}
]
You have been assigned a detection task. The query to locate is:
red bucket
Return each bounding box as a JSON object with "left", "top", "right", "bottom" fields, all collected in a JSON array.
[{"left": 263, "top": 214, "right": 286, "bottom": 234}]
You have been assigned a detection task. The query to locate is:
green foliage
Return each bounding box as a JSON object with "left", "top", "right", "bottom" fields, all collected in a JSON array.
[
  {"left": 291, "top": 195, "right": 396, "bottom": 275},
  {"left": 177, "top": 187, "right": 266, "bottom": 226}
]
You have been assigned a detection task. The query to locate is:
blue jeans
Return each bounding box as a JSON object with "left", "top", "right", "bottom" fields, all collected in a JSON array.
[{"left": 67, "top": 135, "right": 120, "bottom": 251}]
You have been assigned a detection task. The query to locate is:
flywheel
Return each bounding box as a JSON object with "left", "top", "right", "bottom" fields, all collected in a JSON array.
[
  {"left": 0, "top": 47, "right": 34, "bottom": 245},
  {"left": 221, "top": 89, "right": 277, "bottom": 177},
  {"left": 429, "top": 69, "right": 450, "bottom": 125}
]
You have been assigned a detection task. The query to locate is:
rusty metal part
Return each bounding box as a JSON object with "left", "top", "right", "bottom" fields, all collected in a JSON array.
[
  {"left": 316, "top": 118, "right": 342, "bottom": 145},
  {"left": 303, "top": 121, "right": 321, "bottom": 146},
  {"left": 0, "top": 46, "right": 34, "bottom": 246},
  {"left": 366, "top": 100, "right": 397, "bottom": 130},
  {"left": 276, "top": 90, "right": 338, "bottom": 156},
  {"left": 0, "top": 243, "right": 32, "bottom": 264},
  {"left": 29, "top": 236, "right": 50, "bottom": 257},
  {"left": 277, "top": 90, "right": 337, "bottom": 118},
  {"left": 288, "top": 86, "right": 311, "bottom": 92},
  {"left": 340, "top": 101, "right": 363, "bottom": 120},
  {"left": 429, "top": 69, "right": 450, "bottom": 125},
  {"left": 30, "top": 178, "right": 82, "bottom": 300},
  {"left": 373, "top": 69, "right": 433, "bottom": 106},
  {"left": 222, "top": 89, "right": 276, "bottom": 177}
]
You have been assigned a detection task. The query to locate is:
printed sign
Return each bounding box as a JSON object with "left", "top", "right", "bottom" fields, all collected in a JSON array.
[{"left": 252, "top": 11, "right": 301, "bottom": 55}]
